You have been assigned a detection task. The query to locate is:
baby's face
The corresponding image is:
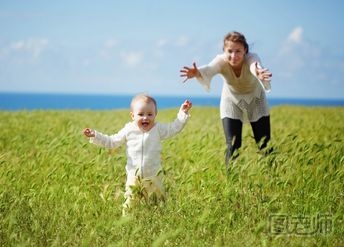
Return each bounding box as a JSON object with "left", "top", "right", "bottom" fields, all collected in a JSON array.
[{"left": 130, "top": 99, "right": 157, "bottom": 132}]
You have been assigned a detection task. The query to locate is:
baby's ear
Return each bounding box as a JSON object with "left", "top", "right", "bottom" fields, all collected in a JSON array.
[{"left": 130, "top": 112, "right": 134, "bottom": 120}]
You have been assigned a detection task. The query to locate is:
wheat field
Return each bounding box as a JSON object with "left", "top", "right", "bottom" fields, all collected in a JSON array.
[{"left": 0, "top": 106, "right": 343, "bottom": 246}]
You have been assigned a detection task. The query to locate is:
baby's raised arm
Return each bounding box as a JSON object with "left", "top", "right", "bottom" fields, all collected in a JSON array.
[
  {"left": 180, "top": 100, "right": 193, "bottom": 113},
  {"left": 157, "top": 100, "right": 192, "bottom": 140}
]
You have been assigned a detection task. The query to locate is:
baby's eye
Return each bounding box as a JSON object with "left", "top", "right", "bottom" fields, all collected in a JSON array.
[
  {"left": 148, "top": 113, "right": 153, "bottom": 116},
  {"left": 138, "top": 113, "right": 144, "bottom": 116}
]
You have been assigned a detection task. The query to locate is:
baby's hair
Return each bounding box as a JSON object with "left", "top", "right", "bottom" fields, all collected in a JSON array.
[
  {"left": 223, "top": 31, "right": 249, "bottom": 54},
  {"left": 131, "top": 93, "right": 158, "bottom": 113}
]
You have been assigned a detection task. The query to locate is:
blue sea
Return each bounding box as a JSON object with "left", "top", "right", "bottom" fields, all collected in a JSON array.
[{"left": 0, "top": 92, "right": 343, "bottom": 110}]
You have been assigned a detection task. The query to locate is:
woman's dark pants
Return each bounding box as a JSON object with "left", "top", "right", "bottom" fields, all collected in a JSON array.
[{"left": 222, "top": 116, "right": 271, "bottom": 170}]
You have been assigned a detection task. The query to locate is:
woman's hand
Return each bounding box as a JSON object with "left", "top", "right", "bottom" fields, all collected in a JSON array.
[
  {"left": 83, "top": 128, "right": 95, "bottom": 137},
  {"left": 180, "top": 62, "right": 201, "bottom": 83},
  {"left": 255, "top": 62, "right": 272, "bottom": 82},
  {"left": 180, "top": 100, "right": 193, "bottom": 113}
]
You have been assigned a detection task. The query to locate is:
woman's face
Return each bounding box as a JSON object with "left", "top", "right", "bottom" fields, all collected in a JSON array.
[{"left": 224, "top": 41, "right": 247, "bottom": 69}]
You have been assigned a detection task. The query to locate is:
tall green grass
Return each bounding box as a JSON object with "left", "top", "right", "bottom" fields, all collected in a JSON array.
[{"left": 0, "top": 106, "right": 343, "bottom": 246}]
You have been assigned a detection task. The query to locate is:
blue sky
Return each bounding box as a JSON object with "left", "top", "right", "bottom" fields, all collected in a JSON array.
[{"left": 1, "top": 0, "right": 343, "bottom": 99}]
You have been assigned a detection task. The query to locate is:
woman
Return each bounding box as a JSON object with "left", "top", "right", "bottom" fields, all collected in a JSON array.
[{"left": 180, "top": 31, "right": 272, "bottom": 172}]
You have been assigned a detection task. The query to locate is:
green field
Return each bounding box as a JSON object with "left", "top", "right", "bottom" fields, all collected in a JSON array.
[{"left": 0, "top": 106, "right": 343, "bottom": 246}]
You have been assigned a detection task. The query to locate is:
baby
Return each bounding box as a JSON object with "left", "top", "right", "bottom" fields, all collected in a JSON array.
[{"left": 83, "top": 93, "right": 192, "bottom": 214}]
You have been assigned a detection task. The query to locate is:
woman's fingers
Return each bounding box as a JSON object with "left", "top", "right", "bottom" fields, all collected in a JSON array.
[
  {"left": 256, "top": 63, "right": 272, "bottom": 81},
  {"left": 192, "top": 62, "right": 197, "bottom": 70},
  {"left": 181, "top": 63, "right": 198, "bottom": 83}
]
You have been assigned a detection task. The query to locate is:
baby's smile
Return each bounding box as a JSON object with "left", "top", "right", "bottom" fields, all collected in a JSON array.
[
  {"left": 142, "top": 121, "right": 150, "bottom": 127},
  {"left": 131, "top": 99, "right": 157, "bottom": 132}
]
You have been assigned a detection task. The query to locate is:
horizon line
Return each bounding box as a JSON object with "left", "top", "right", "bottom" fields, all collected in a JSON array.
[{"left": 0, "top": 91, "right": 343, "bottom": 101}]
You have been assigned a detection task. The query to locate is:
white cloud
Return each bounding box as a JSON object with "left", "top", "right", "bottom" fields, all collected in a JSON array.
[
  {"left": 287, "top": 26, "right": 303, "bottom": 44},
  {"left": 104, "top": 39, "right": 118, "bottom": 49},
  {"left": 156, "top": 39, "right": 168, "bottom": 48},
  {"left": 120, "top": 51, "right": 143, "bottom": 66},
  {"left": 5, "top": 38, "right": 49, "bottom": 60},
  {"left": 82, "top": 58, "right": 91, "bottom": 67},
  {"left": 279, "top": 26, "right": 304, "bottom": 56},
  {"left": 175, "top": 35, "right": 189, "bottom": 47},
  {"left": 274, "top": 26, "right": 344, "bottom": 97},
  {"left": 153, "top": 38, "right": 169, "bottom": 59},
  {"left": 276, "top": 26, "right": 308, "bottom": 75},
  {"left": 99, "top": 50, "right": 109, "bottom": 59},
  {"left": 11, "top": 41, "right": 25, "bottom": 50},
  {"left": 99, "top": 38, "right": 119, "bottom": 59}
]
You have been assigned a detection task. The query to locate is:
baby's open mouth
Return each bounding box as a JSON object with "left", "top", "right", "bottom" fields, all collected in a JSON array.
[{"left": 142, "top": 122, "right": 150, "bottom": 127}]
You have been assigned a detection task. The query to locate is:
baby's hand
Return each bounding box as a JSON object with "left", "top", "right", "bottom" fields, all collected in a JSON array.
[
  {"left": 181, "top": 100, "right": 192, "bottom": 113},
  {"left": 83, "top": 128, "right": 95, "bottom": 137}
]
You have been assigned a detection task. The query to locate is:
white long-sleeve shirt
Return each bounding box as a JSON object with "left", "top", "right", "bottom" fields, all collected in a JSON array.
[
  {"left": 90, "top": 110, "right": 190, "bottom": 180},
  {"left": 196, "top": 53, "right": 271, "bottom": 122}
]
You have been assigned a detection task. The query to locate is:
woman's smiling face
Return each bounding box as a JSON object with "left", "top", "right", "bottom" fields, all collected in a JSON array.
[{"left": 223, "top": 41, "right": 247, "bottom": 69}]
